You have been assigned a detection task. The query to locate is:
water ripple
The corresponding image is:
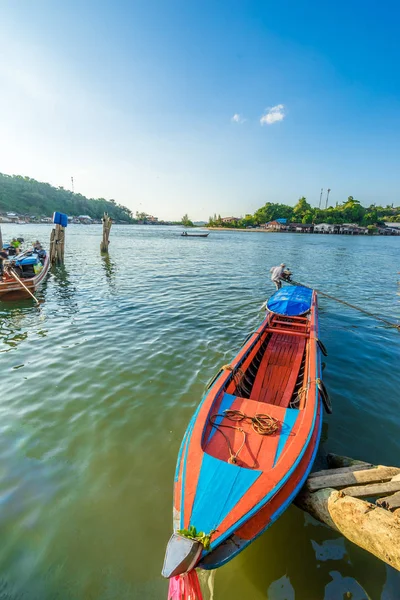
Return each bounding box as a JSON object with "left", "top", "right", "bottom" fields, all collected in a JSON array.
[{"left": 0, "top": 224, "right": 398, "bottom": 599}]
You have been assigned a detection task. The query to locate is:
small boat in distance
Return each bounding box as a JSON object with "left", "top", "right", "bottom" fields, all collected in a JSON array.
[
  {"left": 181, "top": 231, "right": 209, "bottom": 238},
  {"left": 163, "top": 286, "right": 330, "bottom": 589},
  {"left": 0, "top": 247, "right": 50, "bottom": 298}
]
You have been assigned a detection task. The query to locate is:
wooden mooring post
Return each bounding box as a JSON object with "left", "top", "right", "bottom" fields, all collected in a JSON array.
[
  {"left": 49, "top": 212, "right": 67, "bottom": 264},
  {"left": 296, "top": 453, "right": 400, "bottom": 570},
  {"left": 100, "top": 212, "right": 112, "bottom": 253}
]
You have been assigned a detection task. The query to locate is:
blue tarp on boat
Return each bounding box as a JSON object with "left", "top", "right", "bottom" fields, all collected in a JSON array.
[{"left": 267, "top": 286, "right": 312, "bottom": 316}]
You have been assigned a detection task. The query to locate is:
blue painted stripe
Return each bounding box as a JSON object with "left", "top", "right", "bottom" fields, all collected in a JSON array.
[
  {"left": 190, "top": 453, "right": 262, "bottom": 534},
  {"left": 273, "top": 408, "right": 299, "bottom": 467},
  {"left": 207, "top": 393, "right": 237, "bottom": 444}
]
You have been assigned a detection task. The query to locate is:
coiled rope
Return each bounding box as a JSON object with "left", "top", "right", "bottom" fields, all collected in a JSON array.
[
  {"left": 209, "top": 409, "right": 280, "bottom": 465},
  {"left": 288, "top": 279, "right": 400, "bottom": 330}
]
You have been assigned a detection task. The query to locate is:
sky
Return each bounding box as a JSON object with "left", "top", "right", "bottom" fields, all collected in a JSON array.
[{"left": 0, "top": 0, "right": 400, "bottom": 220}]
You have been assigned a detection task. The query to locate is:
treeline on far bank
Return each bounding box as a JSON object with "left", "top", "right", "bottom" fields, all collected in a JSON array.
[
  {"left": 0, "top": 173, "right": 134, "bottom": 222},
  {"left": 208, "top": 197, "right": 400, "bottom": 228}
]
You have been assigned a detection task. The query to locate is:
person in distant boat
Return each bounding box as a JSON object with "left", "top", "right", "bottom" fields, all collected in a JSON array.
[
  {"left": 270, "top": 263, "right": 286, "bottom": 290},
  {"left": 11, "top": 238, "right": 21, "bottom": 254},
  {"left": 182, "top": 231, "right": 188, "bottom": 236},
  {"left": 33, "top": 240, "right": 42, "bottom": 251},
  {"left": 0, "top": 248, "right": 8, "bottom": 278}
]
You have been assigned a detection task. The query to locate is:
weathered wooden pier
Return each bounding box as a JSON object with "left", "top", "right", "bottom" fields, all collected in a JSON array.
[{"left": 296, "top": 453, "right": 400, "bottom": 571}]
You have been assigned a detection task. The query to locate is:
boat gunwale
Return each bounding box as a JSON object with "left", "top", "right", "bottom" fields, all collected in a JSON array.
[{"left": 0, "top": 253, "right": 50, "bottom": 295}]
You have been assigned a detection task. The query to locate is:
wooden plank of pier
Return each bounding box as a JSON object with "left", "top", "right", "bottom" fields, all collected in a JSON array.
[
  {"left": 306, "top": 466, "right": 400, "bottom": 492},
  {"left": 341, "top": 480, "right": 400, "bottom": 498},
  {"left": 377, "top": 491, "right": 400, "bottom": 511},
  {"left": 296, "top": 453, "right": 400, "bottom": 571}
]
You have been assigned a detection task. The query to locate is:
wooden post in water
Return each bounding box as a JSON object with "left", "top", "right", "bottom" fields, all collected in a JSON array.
[
  {"left": 100, "top": 212, "right": 112, "bottom": 253},
  {"left": 295, "top": 453, "right": 400, "bottom": 571},
  {"left": 50, "top": 212, "right": 67, "bottom": 264},
  {"left": 0, "top": 225, "right": 3, "bottom": 250}
]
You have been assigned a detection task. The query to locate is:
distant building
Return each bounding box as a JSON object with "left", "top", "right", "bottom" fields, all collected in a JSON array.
[
  {"left": 385, "top": 222, "right": 400, "bottom": 230},
  {"left": 6, "top": 212, "right": 19, "bottom": 223},
  {"left": 261, "top": 220, "right": 287, "bottom": 231},
  {"left": 288, "top": 222, "right": 314, "bottom": 233},
  {"left": 314, "top": 223, "right": 339, "bottom": 234},
  {"left": 339, "top": 223, "right": 368, "bottom": 235},
  {"left": 379, "top": 224, "right": 400, "bottom": 235},
  {"left": 77, "top": 215, "right": 93, "bottom": 224},
  {"left": 221, "top": 216, "right": 240, "bottom": 224}
]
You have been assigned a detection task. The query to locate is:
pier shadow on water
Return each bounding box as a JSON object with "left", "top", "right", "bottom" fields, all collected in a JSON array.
[{"left": 216, "top": 505, "right": 393, "bottom": 600}]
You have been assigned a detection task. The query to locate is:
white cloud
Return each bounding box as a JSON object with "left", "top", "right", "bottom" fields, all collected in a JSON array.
[
  {"left": 231, "top": 113, "right": 245, "bottom": 124},
  {"left": 260, "top": 104, "right": 285, "bottom": 125}
]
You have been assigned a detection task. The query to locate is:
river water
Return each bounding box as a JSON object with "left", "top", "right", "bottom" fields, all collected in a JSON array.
[{"left": 0, "top": 224, "right": 399, "bottom": 600}]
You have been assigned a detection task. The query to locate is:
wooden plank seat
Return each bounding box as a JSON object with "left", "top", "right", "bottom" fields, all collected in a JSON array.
[{"left": 251, "top": 333, "right": 306, "bottom": 407}]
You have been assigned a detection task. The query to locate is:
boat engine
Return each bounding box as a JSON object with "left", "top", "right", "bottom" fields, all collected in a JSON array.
[{"left": 281, "top": 269, "right": 293, "bottom": 282}]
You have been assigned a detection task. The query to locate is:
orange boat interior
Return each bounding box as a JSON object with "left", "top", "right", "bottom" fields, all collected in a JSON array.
[{"left": 203, "top": 314, "right": 310, "bottom": 470}]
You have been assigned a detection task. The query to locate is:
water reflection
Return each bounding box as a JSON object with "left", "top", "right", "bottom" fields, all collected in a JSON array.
[
  {"left": 237, "top": 507, "right": 387, "bottom": 599},
  {"left": 50, "top": 265, "right": 78, "bottom": 314},
  {"left": 101, "top": 254, "right": 117, "bottom": 291}
]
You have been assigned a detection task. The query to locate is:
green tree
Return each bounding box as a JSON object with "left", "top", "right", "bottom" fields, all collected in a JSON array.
[
  {"left": 181, "top": 213, "right": 194, "bottom": 227},
  {"left": 293, "top": 197, "right": 313, "bottom": 221},
  {"left": 0, "top": 172, "right": 134, "bottom": 222}
]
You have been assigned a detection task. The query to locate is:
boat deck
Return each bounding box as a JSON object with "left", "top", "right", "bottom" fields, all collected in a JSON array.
[
  {"left": 252, "top": 333, "right": 306, "bottom": 407},
  {"left": 203, "top": 313, "right": 310, "bottom": 470}
]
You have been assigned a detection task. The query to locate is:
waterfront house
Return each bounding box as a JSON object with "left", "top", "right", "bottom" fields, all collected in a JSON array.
[
  {"left": 378, "top": 224, "right": 400, "bottom": 235},
  {"left": 288, "top": 222, "right": 314, "bottom": 233},
  {"left": 314, "top": 223, "right": 340, "bottom": 234},
  {"left": 6, "top": 212, "right": 19, "bottom": 223},
  {"left": 262, "top": 219, "right": 287, "bottom": 231},
  {"left": 77, "top": 215, "right": 93, "bottom": 224},
  {"left": 339, "top": 223, "right": 368, "bottom": 235},
  {"left": 384, "top": 223, "right": 400, "bottom": 235},
  {"left": 221, "top": 216, "right": 240, "bottom": 224}
]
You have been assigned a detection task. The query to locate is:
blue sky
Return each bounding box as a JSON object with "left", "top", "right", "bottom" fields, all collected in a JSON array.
[{"left": 1, "top": 0, "right": 399, "bottom": 219}]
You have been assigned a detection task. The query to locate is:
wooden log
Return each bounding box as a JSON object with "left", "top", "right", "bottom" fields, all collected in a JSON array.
[
  {"left": 377, "top": 492, "right": 400, "bottom": 511},
  {"left": 100, "top": 213, "right": 112, "bottom": 253},
  {"left": 49, "top": 224, "right": 65, "bottom": 264},
  {"left": 306, "top": 466, "right": 400, "bottom": 492},
  {"left": 308, "top": 464, "right": 373, "bottom": 479},
  {"left": 295, "top": 488, "right": 400, "bottom": 571},
  {"left": 327, "top": 453, "right": 371, "bottom": 469},
  {"left": 341, "top": 480, "right": 400, "bottom": 499}
]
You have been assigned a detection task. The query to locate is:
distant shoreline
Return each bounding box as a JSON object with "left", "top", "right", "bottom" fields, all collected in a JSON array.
[{"left": 206, "top": 227, "right": 272, "bottom": 233}]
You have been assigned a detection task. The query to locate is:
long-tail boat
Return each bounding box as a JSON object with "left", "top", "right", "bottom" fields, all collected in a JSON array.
[
  {"left": 163, "top": 285, "right": 330, "bottom": 596},
  {"left": 0, "top": 249, "right": 50, "bottom": 298},
  {"left": 181, "top": 232, "right": 209, "bottom": 238}
]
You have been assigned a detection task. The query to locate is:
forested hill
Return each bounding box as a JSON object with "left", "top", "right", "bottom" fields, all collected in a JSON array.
[{"left": 0, "top": 173, "right": 134, "bottom": 222}]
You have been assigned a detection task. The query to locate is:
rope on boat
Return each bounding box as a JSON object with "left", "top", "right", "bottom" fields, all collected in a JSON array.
[
  {"left": 220, "top": 364, "right": 247, "bottom": 397},
  {"left": 287, "top": 279, "right": 400, "bottom": 330},
  {"left": 209, "top": 409, "right": 280, "bottom": 465}
]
